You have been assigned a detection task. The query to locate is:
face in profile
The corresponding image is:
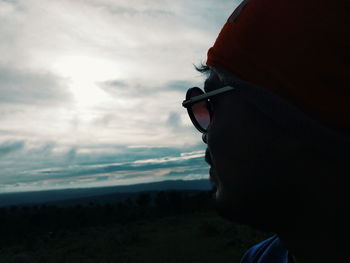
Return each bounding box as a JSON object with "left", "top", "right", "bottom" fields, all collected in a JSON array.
[{"left": 202, "top": 70, "right": 299, "bottom": 230}]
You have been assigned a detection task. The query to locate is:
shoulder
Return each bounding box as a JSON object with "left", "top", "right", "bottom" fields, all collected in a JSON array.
[{"left": 240, "top": 235, "right": 289, "bottom": 263}]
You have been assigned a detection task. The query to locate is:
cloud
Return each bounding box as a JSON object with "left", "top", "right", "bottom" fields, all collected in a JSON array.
[
  {"left": 165, "top": 80, "right": 202, "bottom": 92},
  {"left": 0, "top": 65, "right": 71, "bottom": 106},
  {"left": 0, "top": 0, "right": 238, "bottom": 192},
  {"left": 0, "top": 142, "right": 208, "bottom": 192},
  {"left": 0, "top": 140, "right": 25, "bottom": 158},
  {"left": 83, "top": 1, "right": 175, "bottom": 17},
  {"left": 166, "top": 112, "right": 182, "bottom": 131},
  {"left": 101, "top": 78, "right": 201, "bottom": 97},
  {"left": 99, "top": 79, "right": 148, "bottom": 98}
]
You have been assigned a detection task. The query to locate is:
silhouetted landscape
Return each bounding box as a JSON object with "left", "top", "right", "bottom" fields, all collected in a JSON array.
[
  {"left": 0, "top": 180, "right": 272, "bottom": 263},
  {"left": 0, "top": 179, "right": 212, "bottom": 207}
]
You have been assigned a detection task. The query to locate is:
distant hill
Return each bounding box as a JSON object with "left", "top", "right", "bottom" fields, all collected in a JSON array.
[{"left": 0, "top": 179, "right": 212, "bottom": 207}]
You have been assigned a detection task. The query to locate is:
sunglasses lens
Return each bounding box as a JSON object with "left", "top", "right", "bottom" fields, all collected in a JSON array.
[{"left": 188, "top": 89, "right": 210, "bottom": 131}]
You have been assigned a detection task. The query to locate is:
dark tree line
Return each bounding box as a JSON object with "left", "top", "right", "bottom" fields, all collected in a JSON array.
[{"left": 0, "top": 190, "right": 215, "bottom": 249}]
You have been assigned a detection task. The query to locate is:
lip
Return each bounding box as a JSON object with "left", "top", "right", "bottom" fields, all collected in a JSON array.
[
  {"left": 209, "top": 167, "right": 219, "bottom": 187},
  {"left": 205, "top": 148, "right": 213, "bottom": 166},
  {"left": 206, "top": 149, "right": 218, "bottom": 187}
]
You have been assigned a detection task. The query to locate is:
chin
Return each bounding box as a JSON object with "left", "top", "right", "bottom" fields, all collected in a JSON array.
[{"left": 212, "top": 190, "right": 277, "bottom": 233}]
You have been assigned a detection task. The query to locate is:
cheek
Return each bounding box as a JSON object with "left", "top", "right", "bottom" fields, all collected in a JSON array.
[
  {"left": 207, "top": 132, "right": 250, "bottom": 203},
  {"left": 206, "top": 108, "right": 265, "bottom": 202},
  {"left": 207, "top": 99, "right": 252, "bottom": 162},
  {"left": 207, "top": 110, "right": 234, "bottom": 159},
  {"left": 207, "top": 117, "right": 252, "bottom": 180}
]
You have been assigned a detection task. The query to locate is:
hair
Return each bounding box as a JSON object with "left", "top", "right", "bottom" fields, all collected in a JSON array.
[{"left": 194, "top": 63, "right": 211, "bottom": 74}]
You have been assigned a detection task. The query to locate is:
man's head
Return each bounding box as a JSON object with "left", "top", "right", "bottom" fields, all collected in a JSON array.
[
  {"left": 198, "top": 67, "right": 350, "bottom": 234},
  {"left": 182, "top": 0, "right": 350, "bottom": 235}
]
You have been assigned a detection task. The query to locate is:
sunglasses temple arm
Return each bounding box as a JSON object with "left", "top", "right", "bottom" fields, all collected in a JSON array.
[{"left": 182, "top": 86, "right": 235, "bottom": 108}]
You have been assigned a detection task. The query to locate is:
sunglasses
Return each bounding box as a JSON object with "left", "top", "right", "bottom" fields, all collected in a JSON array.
[{"left": 182, "top": 86, "right": 235, "bottom": 133}]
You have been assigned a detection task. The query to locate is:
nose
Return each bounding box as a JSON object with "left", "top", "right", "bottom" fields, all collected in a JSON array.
[{"left": 202, "top": 133, "right": 208, "bottom": 144}]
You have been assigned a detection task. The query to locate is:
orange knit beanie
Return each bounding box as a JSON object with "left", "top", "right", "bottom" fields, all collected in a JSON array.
[{"left": 207, "top": 0, "right": 350, "bottom": 133}]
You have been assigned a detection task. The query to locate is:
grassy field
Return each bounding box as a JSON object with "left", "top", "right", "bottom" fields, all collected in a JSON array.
[{"left": 0, "top": 210, "right": 271, "bottom": 263}]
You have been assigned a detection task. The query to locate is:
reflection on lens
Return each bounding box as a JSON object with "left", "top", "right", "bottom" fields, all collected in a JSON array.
[
  {"left": 188, "top": 88, "right": 210, "bottom": 131},
  {"left": 192, "top": 100, "right": 210, "bottom": 130}
]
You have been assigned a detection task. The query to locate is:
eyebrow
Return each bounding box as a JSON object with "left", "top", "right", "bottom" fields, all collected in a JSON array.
[{"left": 204, "top": 72, "right": 223, "bottom": 93}]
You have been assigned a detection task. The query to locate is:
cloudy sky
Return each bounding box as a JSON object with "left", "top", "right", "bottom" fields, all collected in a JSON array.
[{"left": 0, "top": 0, "right": 239, "bottom": 192}]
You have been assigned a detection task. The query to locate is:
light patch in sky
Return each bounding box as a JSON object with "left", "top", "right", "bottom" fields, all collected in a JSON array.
[{"left": 52, "top": 55, "right": 119, "bottom": 108}]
